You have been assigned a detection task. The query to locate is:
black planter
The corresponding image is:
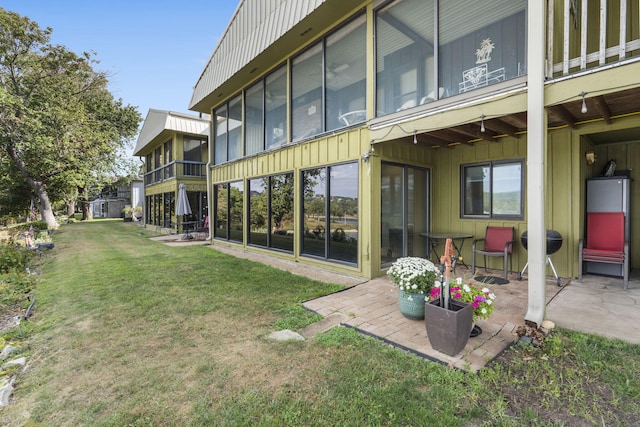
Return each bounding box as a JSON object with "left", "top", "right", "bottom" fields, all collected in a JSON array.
[{"left": 424, "top": 299, "right": 473, "bottom": 356}]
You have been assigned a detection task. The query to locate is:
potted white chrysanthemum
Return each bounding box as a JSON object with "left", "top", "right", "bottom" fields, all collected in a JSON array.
[{"left": 387, "top": 257, "right": 440, "bottom": 320}]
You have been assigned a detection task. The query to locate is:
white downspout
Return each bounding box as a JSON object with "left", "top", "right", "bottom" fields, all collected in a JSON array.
[
  {"left": 525, "top": 0, "right": 547, "bottom": 327},
  {"left": 206, "top": 117, "right": 213, "bottom": 241}
]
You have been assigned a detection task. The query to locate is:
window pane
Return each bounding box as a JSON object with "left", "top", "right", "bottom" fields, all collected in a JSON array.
[
  {"left": 381, "top": 163, "right": 404, "bottom": 265},
  {"left": 407, "top": 167, "right": 428, "bottom": 257},
  {"left": 245, "top": 81, "right": 264, "bottom": 156},
  {"left": 463, "top": 164, "right": 490, "bottom": 216},
  {"left": 302, "top": 168, "right": 326, "bottom": 257},
  {"left": 266, "top": 66, "right": 287, "bottom": 149},
  {"left": 183, "top": 137, "right": 202, "bottom": 162},
  {"left": 326, "top": 15, "right": 367, "bottom": 131},
  {"left": 164, "top": 140, "right": 173, "bottom": 163},
  {"left": 439, "top": 0, "right": 526, "bottom": 96},
  {"left": 328, "top": 163, "right": 358, "bottom": 263},
  {"left": 492, "top": 162, "right": 522, "bottom": 216},
  {"left": 214, "top": 106, "right": 227, "bottom": 165},
  {"left": 292, "top": 43, "right": 322, "bottom": 142},
  {"left": 249, "top": 178, "right": 267, "bottom": 247},
  {"left": 228, "top": 96, "right": 243, "bottom": 161},
  {"left": 229, "top": 181, "right": 244, "bottom": 243},
  {"left": 270, "top": 173, "right": 294, "bottom": 252},
  {"left": 376, "top": 0, "right": 435, "bottom": 116},
  {"left": 164, "top": 139, "right": 173, "bottom": 179},
  {"left": 214, "top": 183, "right": 228, "bottom": 239}
]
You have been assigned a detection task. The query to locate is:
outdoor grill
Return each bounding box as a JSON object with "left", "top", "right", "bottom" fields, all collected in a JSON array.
[{"left": 517, "top": 229, "right": 564, "bottom": 286}]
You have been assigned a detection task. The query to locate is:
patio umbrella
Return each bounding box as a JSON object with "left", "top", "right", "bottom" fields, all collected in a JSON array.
[
  {"left": 176, "top": 183, "right": 192, "bottom": 217},
  {"left": 176, "top": 184, "right": 192, "bottom": 239}
]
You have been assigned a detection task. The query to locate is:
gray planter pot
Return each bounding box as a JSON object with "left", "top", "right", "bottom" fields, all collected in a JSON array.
[
  {"left": 398, "top": 289, "right": 427, "bottom": 320},
  {"left": 424, "top": 299, "right": 473, "bottom": 356}
]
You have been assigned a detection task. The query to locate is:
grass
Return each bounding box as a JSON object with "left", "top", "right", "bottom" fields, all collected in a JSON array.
[{"left": 1, "top": 220, "right": 639, "bottom": 426}]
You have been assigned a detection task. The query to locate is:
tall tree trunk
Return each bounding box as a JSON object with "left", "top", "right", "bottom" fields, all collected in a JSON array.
[
  {"left": 66, "top": 200, "right": 75, "bottom": 217},
  {"left": 36, "top": 187, "right": 58, "bottom": 227},
  {"left": 77, "top": 186, "right": 93, "bottom": 221},
  {"left": 6, "top": 143, "right": 59, "bottom": 228}
]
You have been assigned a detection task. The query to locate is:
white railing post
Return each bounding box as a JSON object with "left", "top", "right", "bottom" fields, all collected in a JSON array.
[
  {"left": 620, "top": 0, "right": 628, "bottom": 59},
  {"left": 563, "top": 0, "right": 571, "bottom": 75},
  {"left": 600, "top": 0, "right": 608, "bottom": 65},
  {"left": 580, "top": 0, "right": 588, "bottom": 70}
]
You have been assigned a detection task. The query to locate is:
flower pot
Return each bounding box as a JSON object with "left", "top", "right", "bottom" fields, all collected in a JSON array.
[
  {"left": 398, "top": 290, "right": 427, "bottom": 320},
  {"left": 424, "top": 299, "right": 473, "bottom": 356}
]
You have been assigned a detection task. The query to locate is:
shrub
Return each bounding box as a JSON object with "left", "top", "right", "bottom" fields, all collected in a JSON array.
[
  {"left": 0, "top": 270, "right": 37, "bottom": 310},
  {"left": 0, "top": 244, "right": 34, "bottom": 273}
]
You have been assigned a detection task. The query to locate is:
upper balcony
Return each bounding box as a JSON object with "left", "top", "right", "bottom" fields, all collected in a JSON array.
[
  {"left": 197, "top": 0, "right": 640, "bottom": 153},
  {"left": 144, "top": 160, "right": 207, "bottom": 186},
  {"left": 547, "top": 0, "right": 640, "bottom": 80}
]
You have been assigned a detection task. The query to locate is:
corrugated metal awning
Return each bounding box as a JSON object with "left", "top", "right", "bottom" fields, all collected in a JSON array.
[{"left": 189, "top": 0, "right": 335, "bottom": 112}]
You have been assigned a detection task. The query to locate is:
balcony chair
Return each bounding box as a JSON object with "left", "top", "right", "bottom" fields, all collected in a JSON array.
[
  {"left": 472, "top": 226, "right": 515, "bottom": 280},
  {"left": 578, "top": 212, "right": 629, "bottom": 289}
]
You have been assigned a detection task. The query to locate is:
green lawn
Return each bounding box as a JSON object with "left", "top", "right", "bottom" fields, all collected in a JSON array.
[{"left": 1, "top": 220, "right": 639, "bottom": 426}]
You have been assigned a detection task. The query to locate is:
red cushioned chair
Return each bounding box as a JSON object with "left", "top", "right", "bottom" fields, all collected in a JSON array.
[
  {"left": 472, "top": 226, "right": 515, "bottom": 280},
  {"left": 578, "top": 212, "right": 629, "bottom": 289}
]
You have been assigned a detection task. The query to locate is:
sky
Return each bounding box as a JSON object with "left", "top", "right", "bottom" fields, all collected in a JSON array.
[{"left": 1, "top": 0, "right": 239, "bottom": 150}]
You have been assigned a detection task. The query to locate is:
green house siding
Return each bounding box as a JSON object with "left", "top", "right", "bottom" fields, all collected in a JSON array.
[{"left": 427, "top": 136, "right": 528, "bottom": 274}]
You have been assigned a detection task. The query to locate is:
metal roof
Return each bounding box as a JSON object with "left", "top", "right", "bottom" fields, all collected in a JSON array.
[
  {"left": 133, "top": 109, "right": 210, "bottom": 156},
  {"left": 189, "top": 0, "right": 329, "bottom": 112}
]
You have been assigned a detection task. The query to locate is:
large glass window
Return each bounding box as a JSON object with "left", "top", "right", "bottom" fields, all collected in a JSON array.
[
  {"left": 292, "top": 44, "right": 323, "bottom": 142},
  {"left": 164, "top": 139, "right": 173, "bottom": 179},
  {"left": 245, "top": 81, "right": 264, "bottom": 156},
  {"left": 265, "top": 66, "right": 287, "bottom": 149},
  {"left": 228, "top": 96, "right": 243, "bottom": 161},
  {"left": 213, "top": 95, "right": 242, "bottom": 164},
  {"left": 249, "top": 178, "right": 268, "bottom": 247},
  {"left": 462, "top": 160, "right": 523, "bottom": 218},
  {"left": 184, "top": 137, "right": 206, "bottom": 162},
  {"left": 214, "top": 183, "right": 228, "bottom": 239},
  {"left": 229, "top": 181, "right": 244, "bottom": 243},
  {"left": 214, "top": 181, "right": 243, "bottom": 242},
  {"left": 326, "top": 15, "right": 367, "bottom": 132},
  {"left": 214, "top": 106, "right": 228, "bottom": 165},
  {"left": 292, "top": 15, "right": 366, "bottom": 142},
  {"left": 248, "top": 174, "right": 294, "bottom": 252},
  {"left": 376, "top": 0, "right": 526, "bottom": 116},
  {"left": 376, "top": 0, "right": 435, "bottom": 116},
  {"left": 302, "top": 163, "right": 358, "bottom": 264},
  {"left": 381, "top": 163, "right": 429, "bottom": 267},
  {"left": 439, "top": 1, "right": 526, "bottom": 97},
  {"left": 183, "top": 136, "right": 207, "bottom": 176},
  {"left": 245, "top": 65, "right": 288, "bottom": 153}
]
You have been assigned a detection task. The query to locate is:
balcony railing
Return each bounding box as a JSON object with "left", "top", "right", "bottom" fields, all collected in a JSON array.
[
  {"left": 547, "top": 0, "right": 640, "bottom": 78},
  {"left": 144, "top": 160, "right": 206, "bottom": 186}
]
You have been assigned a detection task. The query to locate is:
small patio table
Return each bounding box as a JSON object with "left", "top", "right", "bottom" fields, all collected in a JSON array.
[
  {"left": 420, "top": 232, "right": 473, "bottom": 269},
  {"left": 179, "top": 221, "right": 200, "bottom": 240}
]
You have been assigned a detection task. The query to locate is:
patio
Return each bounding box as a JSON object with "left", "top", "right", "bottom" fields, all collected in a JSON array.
[
  {"left": 303, "top": 270, "right": 639, "bottom": 372},
  {"left": 154, "top": 237, "right": 639, "bottom": 372}
]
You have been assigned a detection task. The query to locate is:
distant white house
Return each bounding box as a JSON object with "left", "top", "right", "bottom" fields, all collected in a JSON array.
[{"left": 90, "top": 178, "right": 143, "bottom": 219}]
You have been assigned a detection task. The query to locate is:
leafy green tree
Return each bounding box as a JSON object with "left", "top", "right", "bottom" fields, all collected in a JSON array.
[{"left": 0, "top": 8, "right": 141, "bottom": 226}]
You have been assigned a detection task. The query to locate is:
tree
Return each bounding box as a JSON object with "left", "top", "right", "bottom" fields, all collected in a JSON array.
[{"left": 0, "top": 8, "right": 141, "bottom": 227}]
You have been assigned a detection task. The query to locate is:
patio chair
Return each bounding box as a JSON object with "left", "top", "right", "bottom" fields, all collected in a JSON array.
[
  {"left": 471, "top": 226, "right": 515, "bottom": 280},
  {"left": 578, "top": 212, "right": 629, "bottom": 289},
  {"left": 195, "top": 216, "right": 209, "bottom": 239}
]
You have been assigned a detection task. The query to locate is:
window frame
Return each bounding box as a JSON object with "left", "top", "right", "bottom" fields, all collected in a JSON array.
[{"left": 460, "top": 159, "right": 525, "bottom": 220}]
